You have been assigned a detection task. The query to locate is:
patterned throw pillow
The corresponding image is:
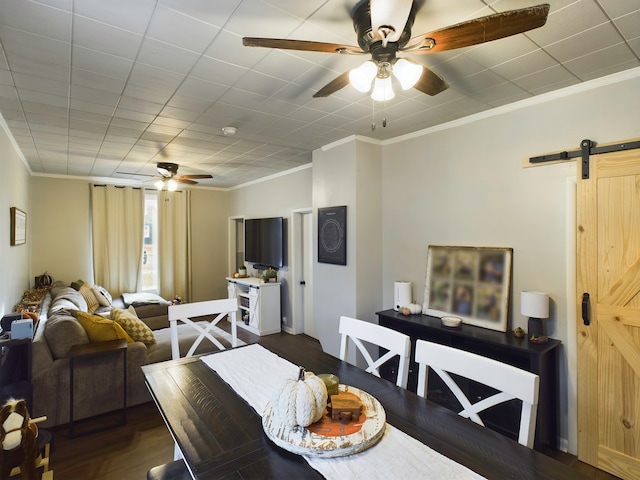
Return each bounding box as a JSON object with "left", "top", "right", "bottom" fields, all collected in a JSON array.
[
  {"left": 78, "top": 283, "right": 100, "bottom": 313},
  {"left": 92, "top": 285, "right": 112, "bottom": 307},
  {"left": 111, "top": 306, "right": 157, "bottom": 345},
  {"left": 76, "top": 311, "right": 134, "bottom": 344}
]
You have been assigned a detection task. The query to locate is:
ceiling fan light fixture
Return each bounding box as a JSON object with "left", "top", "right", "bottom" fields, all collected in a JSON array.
[
  {"left": 167, "top": 179, "right": 178, "bottom": 192},
  {"left": 371, "top": 76, "right": 395, "bottom": 102},
  {"left": 393, "top": 58, "right": 423, "bottom": 90},
  {"left": 349, "top": 60, "right": 377, "bottom": 92},
  {"left": 155, "top": 179, "right": 165, "bottom": 190}
]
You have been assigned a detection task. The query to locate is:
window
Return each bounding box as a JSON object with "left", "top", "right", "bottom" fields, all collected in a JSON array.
[{"left": 142, "top": 192, "right": 158, "bottom": 292}]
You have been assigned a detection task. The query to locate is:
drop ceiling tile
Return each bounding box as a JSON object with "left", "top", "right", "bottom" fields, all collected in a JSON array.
[
  {"left": 464, "top": 35, "right": 540, "bottom": 70},
  {"left": 564, "top": 42, "right": 638, "bottom": 79},
  {"left": 117, "top": 96, "right": 164, "bottom": 115},
  {"left": 222, "top": 1, "right": 300, "bottom": 38},
  {"left": 70, "top": 84, "right": 120, "bottom": 107},
  {"left": 190, "top": 56, "right": 248, "bottom": 88},
  {"left": 598, "top": 0, "right": 640, "bottom": 19},
  {"left": 614, "top": 10, "right": 640, "bottom": 39},
  {"left": 122, "top": 82, "right": 175, "bottom": 104},
  {"left": 70, "top": 69, "right": 126, "bottom": 95},
  {"left": 128, "top": 63, "right": 186, "bottom": 92},
  {"left": 69, "top": 98, "right": 114, "bottom": 116},
  {"left": 137, "top": 38, "right": 201, "bottom": 74},
  {"left": 490, "top": 49, "right": 559, "bottom": 80},
  {"left": 147, "top": 5, "right": 220, "bottom": 53},
  {"left": 203, "top": 30, "right": 261, "bottom": 70},
  {"left": 0, "top": 84, "right": 18, "bottom": 100},
  {"left": 73, "top": 0, "right": 156, "bottom": 34},
  {"left": 159, "top": 0, "right": 242, "bottom": 28},
  {"left": 578, "top": 59, "right": 640, "bottom": 82},
  {"left": 71, "top": 46, "right": 134, "bottom": 79},
  {"left": 18, "top": 89, "right": 69, "bottom": 108},
  {"left": 72, "top": 16, "right": 143, "bottom": 59},
  {"left": 0, "top": 1, "right": 71, "bottom": 42},
  {"left": 113, "top": 107, "right": 156, "bottom": 123},
  {"left": 21, "top": 102, "right": 67, "bottom": 118},
  {"left": 511, "top": 64, "right": 579, "bottom": 92},
  {"left": 545, "top": 22, "right": 626, "bottom": 63}
]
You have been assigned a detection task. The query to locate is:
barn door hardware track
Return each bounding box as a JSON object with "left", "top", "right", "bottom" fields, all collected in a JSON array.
[{"left": 529, "top": 139, "right": 640, "bottom": 179}]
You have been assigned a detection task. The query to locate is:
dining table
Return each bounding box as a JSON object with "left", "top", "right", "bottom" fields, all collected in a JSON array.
[{"left": 142, "top": 332, "right": 586, "bottom": 479}]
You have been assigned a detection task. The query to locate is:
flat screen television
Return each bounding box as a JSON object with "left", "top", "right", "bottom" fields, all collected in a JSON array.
[{"left": 244, "top": 217, "right": 284, "bottom": 269}]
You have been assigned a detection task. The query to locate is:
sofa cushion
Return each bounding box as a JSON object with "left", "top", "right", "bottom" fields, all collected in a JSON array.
[
  {"left": 45, "top": 312, "right": 90, "bottom": 359},
  {"left": 76, "top": 311, "right": 134, "bottom": 344},
  {"left": 50, "top": 286, "right": 87, "bottom": 313},
  {"left": 79, "top": 284, "right": 99, "bottom": 313},
  {"left": 92, "top": 285, "right": 112, "bottom": 306},
  {"left": 112, "top": 306, "right": 156, "bottom": 345}
]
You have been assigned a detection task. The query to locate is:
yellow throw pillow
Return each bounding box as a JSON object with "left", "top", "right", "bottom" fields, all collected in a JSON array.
[
  {"left": 111, "top": 306, "right": 156, "bottom": 346},
  {"left": 76, "top": 311, "right": 134, "bottom": 344},
  {"left": 79, "top": 283, "right": 100, "bottom": 313}
]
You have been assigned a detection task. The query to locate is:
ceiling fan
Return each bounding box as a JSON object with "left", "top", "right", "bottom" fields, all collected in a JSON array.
[
  {"left": 243, "top": 0, "right": 550, "bottom": 101},
  {"left": 153, "top": 162, "right": 213, "bottom": 190}
]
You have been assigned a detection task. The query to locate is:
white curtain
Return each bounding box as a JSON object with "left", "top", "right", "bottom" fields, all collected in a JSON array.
[
  {"left": 91, "top": 185, "right": 144, "bottom": 297},
  {"left": 158, "top": 189, "right": 192, "bottom": 302}
]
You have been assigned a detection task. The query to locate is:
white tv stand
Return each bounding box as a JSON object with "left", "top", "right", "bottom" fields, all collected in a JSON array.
[{"left": 226, "top": 277, "right": 281, "bottom": 336}]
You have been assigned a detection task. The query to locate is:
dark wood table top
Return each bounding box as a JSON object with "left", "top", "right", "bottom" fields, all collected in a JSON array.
[{"left": 143, "top": 333, "right": 585, "bottom": 480}]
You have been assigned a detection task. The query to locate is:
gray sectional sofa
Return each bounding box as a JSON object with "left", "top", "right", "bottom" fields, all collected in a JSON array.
[{"left": 31, "top": 282, "right": 230, "bottom": 427}]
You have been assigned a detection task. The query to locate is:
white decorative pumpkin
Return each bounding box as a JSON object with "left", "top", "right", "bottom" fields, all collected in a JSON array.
[{"left": 273, "top": 366, "right": 328, "bottom": 428}]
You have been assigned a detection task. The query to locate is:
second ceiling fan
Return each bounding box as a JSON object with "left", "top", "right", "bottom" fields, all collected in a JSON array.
[{"left": 243, "top": 0, "right": 550, "bottom": 100}]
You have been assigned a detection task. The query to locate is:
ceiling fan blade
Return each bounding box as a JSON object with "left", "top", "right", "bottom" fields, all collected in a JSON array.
[
  {"left": 175, "top": 178, "right": 198, "bottom": 185},
  {"left": 243, "top": 37, "right": 364, "bottom": 55},
  {"left": 413, "top": 66, "right": 448, "bottom": 96},
  {"left": 116, "top": 171, "right": 154, "bottom": 177},
  {"left": 313, "top": 71, "right": 351, "bottom": 98},
  {"left": 405, "top": 3, "right": 550, "bottom": 54},
  {"left": 179, "top": 174, "right": 213, "bottom": 180}
]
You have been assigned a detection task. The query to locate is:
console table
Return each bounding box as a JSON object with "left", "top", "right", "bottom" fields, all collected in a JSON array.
[{"left": 376, "top": 309, "right": 560, "bottom": 451}]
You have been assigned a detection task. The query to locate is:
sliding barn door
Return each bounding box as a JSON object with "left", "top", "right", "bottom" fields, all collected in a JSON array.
[{"left": 576, "top": 140, "right": 640, "bottom": 479}]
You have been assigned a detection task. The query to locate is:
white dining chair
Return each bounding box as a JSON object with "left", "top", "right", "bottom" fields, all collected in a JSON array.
[
  {"left": 168, "top": 298, "right": 238, "bottom": 360},
  {"left": 339, "top": 316, "right": 411, "bottom": 389},
  {"left": 414, "top": 339, "right": 540, "bottom": 448}
]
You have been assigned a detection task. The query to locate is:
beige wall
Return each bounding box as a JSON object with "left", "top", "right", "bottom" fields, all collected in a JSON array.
[
  {"left": 0, "top": 120, "right": 31, "bottom": 313},
  {"left": 190, "top": 188, "right": 230, "bottom": 302},
  {"left": 30, "top": 177, "right": 92, "bottom": 285}
]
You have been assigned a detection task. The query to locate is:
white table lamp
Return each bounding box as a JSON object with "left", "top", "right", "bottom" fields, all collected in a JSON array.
[{"left": 521, "top": 291, "right": 549, "bottom": 337}]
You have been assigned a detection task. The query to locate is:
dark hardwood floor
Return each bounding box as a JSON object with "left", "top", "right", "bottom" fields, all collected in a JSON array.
[{"left": 44, "top": 324, "right": 620, "bottom": 480}]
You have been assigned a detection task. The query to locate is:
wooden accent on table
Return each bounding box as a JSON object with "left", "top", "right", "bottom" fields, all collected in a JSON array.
[
  {"left": 262, "top": 385, "right": 384, "bottom": 458},
  {"left": 143, "top": 333, "right": 589, "bottom": 479}
]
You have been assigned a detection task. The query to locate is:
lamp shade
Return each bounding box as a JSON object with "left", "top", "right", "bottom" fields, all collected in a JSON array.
[
  {"left": 371, "top": 76, "right": 395, "bottom": 101},
  {"left": 521, "top": 291, "right": 549, "bottom": 318},
  {"left": 393, "top": 58, "right": 423, "bottom": 90},
  {"left": 349, "top": 61, "right": 377, "bottom": 92}
]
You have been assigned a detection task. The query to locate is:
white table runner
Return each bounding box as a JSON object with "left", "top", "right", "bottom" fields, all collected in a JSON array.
[{"left": 201, "top": 344, "right": 485, "bottom": 480}]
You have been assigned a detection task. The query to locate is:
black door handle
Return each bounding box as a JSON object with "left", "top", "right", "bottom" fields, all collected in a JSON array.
[
  {"left": 582, "top": 293, "right": 590, "bottom": 326},
  {"left": 300, "top": 281, "right": 306, "bottom": 285}
]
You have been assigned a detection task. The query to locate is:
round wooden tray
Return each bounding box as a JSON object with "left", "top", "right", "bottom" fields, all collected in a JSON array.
[{"left": 262, "top": 385, "right": 386, "bottom": 458}]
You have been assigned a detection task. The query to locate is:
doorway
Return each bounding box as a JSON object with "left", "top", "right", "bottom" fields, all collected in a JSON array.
[{"left": 291, "top": 208, "right": 314, "bottom": 337}]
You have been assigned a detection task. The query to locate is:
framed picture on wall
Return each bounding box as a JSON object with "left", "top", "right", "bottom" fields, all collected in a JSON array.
[
  {"left": 10, "top": 207, "right": 26, "bottom": 246},
  {"left": 318, "top": 206, "right": 346, "bottom": 265},
  {"left": 423, "top": 245, "right": 512, "bottom": 332}
]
